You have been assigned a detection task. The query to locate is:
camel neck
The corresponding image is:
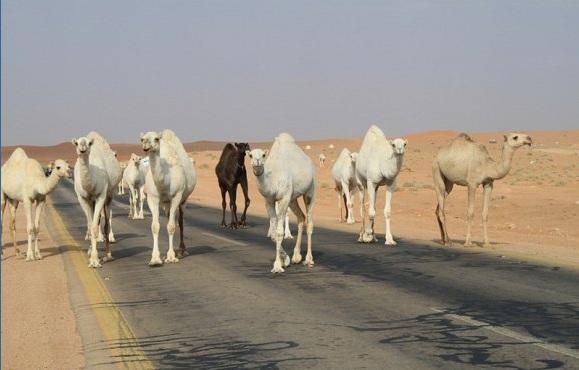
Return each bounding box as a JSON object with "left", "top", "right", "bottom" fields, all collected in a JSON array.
[
  {"left": 77, "top": 154, "right": 95, "bottom": 193},
  {"left": 39, "top": 171, "right": 62, "bottom": 195},
  {"left": 487, "top": 142, "right": 515, "bottom": 180}
]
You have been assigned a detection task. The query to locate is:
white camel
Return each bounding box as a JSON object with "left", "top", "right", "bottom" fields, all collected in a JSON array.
[
  {"left": 123, "top": 153, "right": 146, "bottom": 219},
  {"left": 1, "top": 148, "right": 71, "bottom": 261},
  {"left": 141, "top": 129, "right": 197, "bottom": 266},
  {"left": 432, "top": 132, "right": 532, "bottom": 247},
  {"left": 355, "top": 125, "right": 407, "bottom": 245},
  {"left": 332, "top": 148, "right": 362, "bottom": 224},
  {"left": 118, "top": 162, "right": 127, "bottom": 195},
  {"left": 72, "top": 132, "right": 122, "bottom": 268},
  {"left": 247, "top": 133, "right": 316, "bottom": 273},
  {"left": 318, "top": 153, "right": 327, "bottom": 167}
]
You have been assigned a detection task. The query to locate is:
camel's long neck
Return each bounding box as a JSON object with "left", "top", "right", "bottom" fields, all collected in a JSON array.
[
  {"left": 38, "top": 172, "right": 62, "bottom": 196},
  {"left": 147, "top": 152, "right": 167, "bottom": 189},
  {"left": 237, "top": 153, "right": 245, "bottom": 170},
  {"left": 487, "top": 143, "right": 515, "bottom": 180},
  {"left": 77, "top": 155, "right": 95, "bottom": 193}
]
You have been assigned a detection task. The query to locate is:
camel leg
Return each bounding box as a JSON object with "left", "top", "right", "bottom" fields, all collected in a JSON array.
[
  {"left": 128, "top": 184, "right": 136, "bottom": 219},
  {"left": 303, "top": 194, "right": 315, "bottom": 267},
  {"left": 239, "top": 176, "right": 250, "bottom": 228},
  {"left": 147, "top": 196, "right": 163, "bottom": 266},
  {"left": 266, "top": 202, "right": 276, "bottom": 240},
  {"left": 102, "top": 202, "right": 114, "bottom": 263},
  {"left": 357, "top": 186, "right": 364, "bottom": 224},
  {"left": 107, "top": 206, "right": 115, "bottom": 243},
  {"left": 23, "top": 200, "right": 36, "bottom": 261},
  {"left": 88, "top": 198, "right": 105, "bottom": 268},
  {"left": 481, "top": 183, "right": 493, "bottom": 247},
  {"left": 464, "top": 185, "right": 477, "bottom": 247},
  {"left": 271, "top": 199, "right": 290, "bottom": 273},
  {"left": 164, "top": 196, "right": 181, "bottom": 263},
  {"left": 32, "top": 199, "right": 46, "bottom": 260},
  {"left": 177, "top": 205, "right": 188, "bottom": 258},
  {"left": 288, "top": 200, "right": 304, "bottom": 264},
  {"left": 335, "top": 187, "right": 344, "bottom": 222},
  {"left": 219, "top": 185, "right": 228, "bottom": 228},
  {"left": 433, "top": 167, "right": 453, "bottom": 246},
  {"left": 228, "top": 186, "right": 239, "bottom": 228},
  {"left": 5, "top": 200, "right": 22, "bottom": 258},
  {"left": 137, "top": 187, "right": 146, "bottom": 219},
  {"left": 343, "top": 181, "right": 354, "bottom": 224},
  {"left": 284, "top": 210, "right": 293, "bottom": 239},
  {"left": 77, "top": 196, "right": 93, "bottom": 241},
  {"left": 358, "top": 184, "right": 368, "bottom": 242},
  {"left": 384, "top": 183, "right": 396, "bottom": 245},
  {"left": 361, "top": 181, "right": 378, "bottom": 243}
]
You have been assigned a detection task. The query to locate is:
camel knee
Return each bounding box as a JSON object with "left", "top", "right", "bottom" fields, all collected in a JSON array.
[
  {"left": 167, "top": 222, "right": 176, "bottom": 235},
  {"left": 151, "top": 222, "right": 160, "bottom": 234}
]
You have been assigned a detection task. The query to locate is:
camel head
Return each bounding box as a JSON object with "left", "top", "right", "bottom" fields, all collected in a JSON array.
[
  {"left": 140, "top": 132, "right": 161, "bottom": 154},
  {"left": 350, "top": 152, "right": 359, "bottom": 163},
  {"left": 52, "top": 159, "right": 72, "bottom": 178},
  {"left": 390, "top": 138, "right": 408, "bottom": 155},
  {"left": 72, "top": 137, "right": 94, "bottom": 156},
  {"left": 235, "top": 143, "right": 251, "bottom": 156},
  {"left": 129, "top": 153, "right": 141, "bottom": 167},
  {"left": 246, "top": 149, "right": 268, "bottom": 176},
  {"left": 503, "top": 133, "right": 532, "bottom": 149}
]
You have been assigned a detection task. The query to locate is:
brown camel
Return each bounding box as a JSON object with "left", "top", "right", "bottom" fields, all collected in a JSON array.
[
  {"left": 432, "top": 132, "right": 532, "bottom": 247},
  {"left": 215, "top": 143, "right": 251, "bottom": 228}
]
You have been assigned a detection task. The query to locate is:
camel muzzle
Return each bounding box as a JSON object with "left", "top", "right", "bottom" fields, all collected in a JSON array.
[{"left": 252, "top": 165, "right": 264, "bottom": 176}]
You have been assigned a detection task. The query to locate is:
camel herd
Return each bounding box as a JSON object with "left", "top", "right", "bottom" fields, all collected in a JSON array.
[{"left": 1, "top": 126, "right": 532, "bottom": 273}]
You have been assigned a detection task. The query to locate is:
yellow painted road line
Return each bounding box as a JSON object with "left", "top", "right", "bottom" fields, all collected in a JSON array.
[{"left": 47, "top": 200, "right": 155, "bottom": 370}]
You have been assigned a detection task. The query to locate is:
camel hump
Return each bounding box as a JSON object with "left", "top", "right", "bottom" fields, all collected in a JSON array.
[
  {"left": 9, "top": 147, "right": 29, "bottom": 160},
  {"left": 275, "top": 132, "right": 296, "bottom": 144},
  {"left": 365, "top": 125, "right": 386, "bottom": 140},
  {"left": 160, "top": 129, "right": 178, "bottom": 142},
  {"left": 456, "top": 133, "right": 474, "bottom": 142}
]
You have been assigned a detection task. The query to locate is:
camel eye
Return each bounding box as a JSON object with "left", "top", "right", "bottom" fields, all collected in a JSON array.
[
  {"left": 56, "top": 166, "right": 61, "bottom": 170},
  {"left": 513, "top": 135, "right": 518, "bottom": 140}
]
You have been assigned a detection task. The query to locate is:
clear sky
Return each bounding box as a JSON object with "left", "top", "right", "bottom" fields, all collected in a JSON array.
[{"left": 2, "top": 1, "right": 578, "bottom": 146}]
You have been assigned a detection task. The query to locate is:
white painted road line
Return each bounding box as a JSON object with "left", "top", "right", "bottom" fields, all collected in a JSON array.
[
  {"left": 432, "top": 308, "right": 579, "bottom": 360},
  {"left": 202, "top": 232, "right": 249, "bottom": 247}
]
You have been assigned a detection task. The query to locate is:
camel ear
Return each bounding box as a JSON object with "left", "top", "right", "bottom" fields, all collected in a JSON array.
[
  {"left": 245, "top": 150, "right": 252, "bottom": 158},
  {"left": 72, "top": 138, "right": 77, "bottom": 146},
  {"left": 140, "top": 132, "right": 145, "bottom": 139},
  {"left": 89, "top": 138, "right": 94, "bottom": 146},
  {"left": 264, "top": 150, "right": 269, "bottom": 158},
  {"left": 503, "top": 135, "right": 508, "bottom": 142},
  {"left": 404, "top": 139, "right": 408, "bottom": 146}
]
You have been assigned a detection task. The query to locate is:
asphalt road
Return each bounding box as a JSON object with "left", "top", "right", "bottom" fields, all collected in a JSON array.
[{"left": 47, "top": 179, "right": 579, "bottom": 370}]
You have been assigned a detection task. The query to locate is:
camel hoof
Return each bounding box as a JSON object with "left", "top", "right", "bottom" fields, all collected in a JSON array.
[
  {"left": 149, "top": 259, "right": 163, "bottom": 267},
  {"left": 102, "top": 255, "right": 114, "bottom": 262},
  {"left": 177, "top": 250, "right": 188, "bottom": 258},
  {"left": 303, "top": 259, "right": 314, "bottom": 267},
  {"left": 291, "top": 254, "right": 302, "bottom": 264},
  {"left": 385, "top": 240, "right": 397, "bottom": 246},
  {"left": 164, "top": 256, "right": 179, "bottom": 263},
  {"left": 271, "top": 266, "right": 285, "bottom": 273},
  {"left": 88, "top": 260, "right": 102, "bottom": 268},
  {"left": 359, "top": 233, "right": 376, "bottom": 243},
  {"left": 463, "top": 242, "right": 473, "bottom": 248}
]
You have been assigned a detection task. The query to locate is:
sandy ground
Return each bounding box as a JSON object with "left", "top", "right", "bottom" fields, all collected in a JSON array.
[{"left": 2, "top": 129, "right": 578, "bottom": 369}]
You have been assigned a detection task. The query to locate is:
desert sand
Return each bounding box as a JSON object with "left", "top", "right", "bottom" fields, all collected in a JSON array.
[{"left": 2, "top": 129, "right": 578, "bottom": 368}]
